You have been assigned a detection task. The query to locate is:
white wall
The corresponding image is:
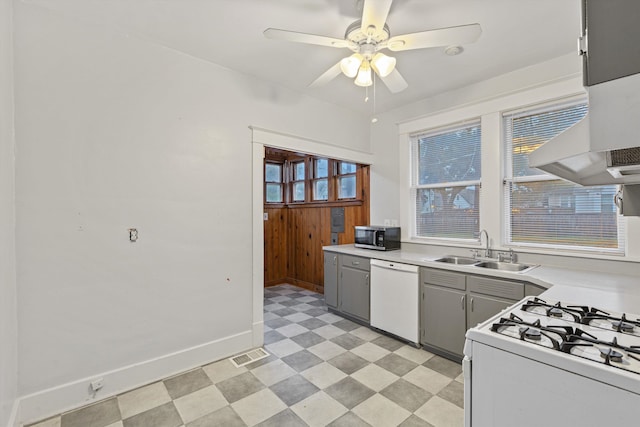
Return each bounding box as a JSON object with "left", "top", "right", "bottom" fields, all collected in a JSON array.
[
  {"left": 13, "top": 2, "right": 369, "bottom": 423},
  {"left": 368, "top": 115, "right": 400, "bottom": 227},
  {"left": 0, "top": 0, "right": 18, "bottom": 425}
]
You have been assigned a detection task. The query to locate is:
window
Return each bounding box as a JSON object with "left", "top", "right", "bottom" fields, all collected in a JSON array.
[
  {"left": 264, "top": 162, "right": 283, "bottom": 203},
  {"left": 338, "top": 161, "right": 357, "bottom": 199},
  {"left": 313, "top": 158, "right": 329, "bottom": 201},
  {"left": 503, "top": 99, "right": 623, "bottom": 253},
  {"left": 411, "top": 121, "right": 482, "bottom": 240},
  {"left": 292, "top": 160, "right": 306, "bottom": 202},
  {"left": 263, "top": 149, "right": 366, "bottom": 206}
]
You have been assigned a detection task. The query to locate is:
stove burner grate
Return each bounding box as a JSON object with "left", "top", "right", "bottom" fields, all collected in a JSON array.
[
  {"left": 491, "top": 314, "right": 573, "bottom": 350},
  {"left": 522, "top": 297, "right": 640, "bottom": 336},
  {"left": 582, "top": 312, "right": 640, "bottom": 335},
  {"left": 521, "top": 297, "right": 587, "bottom": 322}
]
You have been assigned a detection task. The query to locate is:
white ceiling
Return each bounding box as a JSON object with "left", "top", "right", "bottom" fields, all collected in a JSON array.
[{"left": 23, "top": 0, "right": 582, "bottom": 114}]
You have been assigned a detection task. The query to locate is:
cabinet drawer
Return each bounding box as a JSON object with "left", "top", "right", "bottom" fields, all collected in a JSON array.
[
  {"left": 340, "top": 254, "right": 370, "bottom": 271},
  {"left": 468, "top": 276, "right": 523, "bottom": 300},
  {"left": 421, "top": 268, "right": 466, "bottom": 291}
]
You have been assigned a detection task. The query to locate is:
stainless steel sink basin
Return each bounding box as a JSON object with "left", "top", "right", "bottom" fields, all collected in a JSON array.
[
  {"left": 474, "top": 261, "right": 538, "bottom": 273},
  {"left": 434, "top": 256, "right": 479, "bottom": 265}
]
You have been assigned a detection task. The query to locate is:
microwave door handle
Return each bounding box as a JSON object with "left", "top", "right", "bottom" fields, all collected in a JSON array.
[{"left": 373, "top": 230, "right": 381, "bottom": 246}]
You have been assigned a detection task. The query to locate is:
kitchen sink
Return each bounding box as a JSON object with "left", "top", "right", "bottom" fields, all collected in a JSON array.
[
  {"left": 474, "top": 261, "right": 538, "bottom": 273},
  {"left": 434, "top": 256, "right": 479, "bottom": 265}
]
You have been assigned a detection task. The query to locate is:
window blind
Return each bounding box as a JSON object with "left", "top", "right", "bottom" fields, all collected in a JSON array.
[
  {"left": 410, "top": 121, "right": 481, "bottom": 240},
  {"left": 503, "top": 100, "right": 624, "bottom": 253}
]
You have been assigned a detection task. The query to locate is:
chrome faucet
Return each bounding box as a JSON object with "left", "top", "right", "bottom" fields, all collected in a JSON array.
[{"left": 479, "top": 229, "right": 491, "bottom": 258}]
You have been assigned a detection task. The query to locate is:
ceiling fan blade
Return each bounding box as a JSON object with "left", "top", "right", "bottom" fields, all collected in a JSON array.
[
  {"left": 379, "top": 68, "right": 408, "bottom": 93},
  {"left": 361, "top": 0, "right": 393, "bottom": 35},
  {"left": 309, "top": 61, "right": 343, "bottom": 88},
  {"left": 263, "top": 28, "right": 348, "bottom": 48},
  {"left": 387, "top": 23, "right": 482, "bottom": 52}
]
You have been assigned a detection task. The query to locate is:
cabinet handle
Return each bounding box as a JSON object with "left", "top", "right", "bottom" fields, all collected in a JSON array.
[
  {"left": 365, "top": 274, "right": 369, "bottom": 286},
  {"left": 471, "top": 297, "right": 474, "bottom": 312},
  {"left": 461, "top": 295, "right": 465, "bottom": 310},
  {"left": 333, "top": 255, "right": 337, "bottom": 265},
  {"left": 352, "top": 261, "right": 360, "bottom": 266}
]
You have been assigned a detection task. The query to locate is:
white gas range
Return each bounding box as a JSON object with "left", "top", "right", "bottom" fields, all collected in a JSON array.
[{"left": 463, "top": 296, "right": 640, "bottom": 427}]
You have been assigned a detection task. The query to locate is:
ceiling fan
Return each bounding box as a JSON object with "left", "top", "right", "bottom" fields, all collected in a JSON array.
[{"left": 264, "top": 0, "right": 482, "bottom": 93}]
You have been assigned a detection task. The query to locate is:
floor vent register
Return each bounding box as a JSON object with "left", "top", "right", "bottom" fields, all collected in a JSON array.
[{"left": 229, "top": 348, "right": 270, "bottom": 368}]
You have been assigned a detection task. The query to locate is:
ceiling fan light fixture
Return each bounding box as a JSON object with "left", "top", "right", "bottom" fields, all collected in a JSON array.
[
  {"left": 340, "top": 54, "right": 364, "bottom": 78},
  {"left": 371, "top": 52, "right": 396, "bottom": 77},
  {"left": 354, "top": 61, "right": 373, "bottom": 87}
]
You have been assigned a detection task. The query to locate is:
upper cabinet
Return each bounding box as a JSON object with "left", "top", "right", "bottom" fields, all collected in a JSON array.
[{"left": 582, "top": 0, "right": 640, "bottom": 86}]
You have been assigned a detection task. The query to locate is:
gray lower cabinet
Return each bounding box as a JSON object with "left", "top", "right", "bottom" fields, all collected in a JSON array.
[
  {"left": 420, "top": 267, "right": 525, "bottom": 360},
  {"left": 324, "top": 252, "right": 338, "bottom": 308},
  {"left": 466, "top": 293, "right": 513, "bottom": 329},
  {"left": 422, "top": 284, "right": 466, "bottom": 356},
  {"left": 323, "top": 251, "right": 370, "bottom": 323},
  {"left": 525, "top": 283, "right": 545, "bottom": 297},
  {"left": 340, "top": 265, "right": 370, "bottom": 321},
  {"left": 466, "top": 275, "right": 523, "bottom": 329}
]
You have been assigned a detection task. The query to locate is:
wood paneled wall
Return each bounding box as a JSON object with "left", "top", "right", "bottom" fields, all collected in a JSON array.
[
  {"left": 264, "top": 207, "right": 289, "bottom": 286},
  {"left": 264, "top": 166, "right": 370, "bottom": 293}
]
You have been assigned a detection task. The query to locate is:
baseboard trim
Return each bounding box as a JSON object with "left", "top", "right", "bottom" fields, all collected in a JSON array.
[
  {"left": 17, "top": 330, "right": 254, "bottom": 426},
  {"left": 6, "top": 398, "right": 19, "bottom": 427},
  {"left": 252, "top": 321, "right": 264, "bottom": 348}
]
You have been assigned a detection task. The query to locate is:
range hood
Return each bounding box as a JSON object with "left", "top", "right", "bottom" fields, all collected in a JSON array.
[{"left": 529, "top": 72, "right": 640, "bottom": 186}]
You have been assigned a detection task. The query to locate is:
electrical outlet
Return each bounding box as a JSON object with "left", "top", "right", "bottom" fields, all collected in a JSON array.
[
  {"left": 90, "top": 378, "right": 104, "bottom": 392},
  {"left": 384, "top": 219, "right": 391, "bottom": 226},
  {"left": 391, "top": 219, "right": 398, "bottom": 226}
]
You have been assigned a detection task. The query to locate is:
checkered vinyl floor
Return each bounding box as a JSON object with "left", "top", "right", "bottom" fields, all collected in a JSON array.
[{"left": 28, "top": 284, "right": 464, "bottom": 427}]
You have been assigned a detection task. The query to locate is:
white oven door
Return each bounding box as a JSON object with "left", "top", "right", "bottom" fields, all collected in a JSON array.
[{"left": 467, "top": 342, "right": 640, "bottom": 426}]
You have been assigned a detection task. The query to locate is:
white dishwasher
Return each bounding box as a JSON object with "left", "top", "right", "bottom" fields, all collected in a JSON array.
[{"left": 370, "top": 259, "right": 420, "bottom": 345}]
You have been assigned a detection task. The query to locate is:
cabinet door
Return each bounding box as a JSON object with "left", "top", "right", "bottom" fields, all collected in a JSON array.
[
  {"left": 340, "top": 267, "right": 370, "bottom": 321},
  {"left": 524, "top": 283, "right": 545, "bottom": 297},
  {"left": 467, "top": 294, "right": 514, "bottom": 329},
  {"left": 421, "top": 284, "right": 466, "bottom": 356},
  {"left": 583, "top": 0, "right": 640, "bottom": 86},
  {"left": 324, "top": 252, "right": 338, "bottom": 308}
]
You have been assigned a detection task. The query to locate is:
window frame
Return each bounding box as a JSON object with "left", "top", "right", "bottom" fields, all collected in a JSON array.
[
  {"left": 290, "top": 159, "right": 307, "bottom": 203},
  {"left": 337, "top": 161, "right": 358, "bottom": 200},
  {"left": 410, "top": 119, "right": 482, "bottom": 243},
  {"left": 502, "top": 97, "right": 624, "bottom": 254},
  {"left": 311, "top": 157, "right": 330, "bottom": 201},
  {"left": 263, "top": 151, "right": 366, "bottom": 207},
  {"left": 264, "top": 161, "right": 284, "bottom": 204}
]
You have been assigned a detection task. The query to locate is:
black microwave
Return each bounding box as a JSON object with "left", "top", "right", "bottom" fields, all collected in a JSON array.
[{"left": 354, "top": 226, "right": 401, "bottom": 251}]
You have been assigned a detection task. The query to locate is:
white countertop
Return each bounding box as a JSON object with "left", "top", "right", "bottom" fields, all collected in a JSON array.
[{"left": 324, "top": 244, "right": 640, "bottom": 313}]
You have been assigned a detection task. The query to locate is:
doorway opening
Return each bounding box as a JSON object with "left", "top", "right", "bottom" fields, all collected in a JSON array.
[{"left": 262, "top": 146, "right": 370, "bottom": 294}]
